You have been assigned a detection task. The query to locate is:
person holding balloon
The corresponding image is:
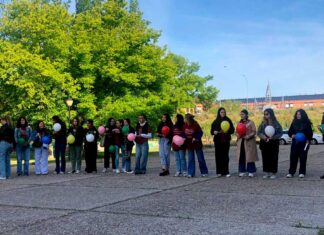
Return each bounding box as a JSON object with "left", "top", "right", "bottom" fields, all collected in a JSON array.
[
  {"left": 319, "top": 113, "right": 324, "bottom": 179},
  {"left": 210, "top": 107, "right": 235, "bottom": 177},
  {"left": 102, "top": 118, "right": 116, "bottom": 173},
  {"left": 236, "top": 109, "right": 258, "bottom": 177},
  {"left": 84, "top": 119, "right": 99, "bottom": 173},
  {"left": 52, "top": 116, "right": 67, "bottom": 174},
  {"left": 14, "top": 117, "right": 33, "bottom": 176},
  {"left": 122, "top": 118, "right": 135, "bottom": 173},
  {"left": 32, "top": 120, "right": 52, "bottom": 175},
  {"left": 157, "top": 114, "right": 174, "bottom": 176},
  {"left": 134, "top": 114, "right": 152, "bottom": 175},
  {"left": 257, "top": 108, "right": 283, "bottom": 179},
  {"left": 67, "top": 118, "right": 84, "bottom": 174},
  {"left": 184, "top": 113, "right": 208, "bottom": 178},
  {"left": 287, "top": 109, "right": 313, "bottom": 178},
  {"left": 0, "top": 116, "right": 14, "bottom": 180},
  {"left": 113, "top": 119, "right": 123, "bottom": 174},
  {"left": 172, "top": 114, "right": 187, "bottom": 177}
]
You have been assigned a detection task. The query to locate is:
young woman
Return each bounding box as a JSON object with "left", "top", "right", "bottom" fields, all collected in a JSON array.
[
  {"left": 287, "top": 109, "right": 313, "bottom": 178},
  {"left": 172, "top": 114, "right": 187, "bottom": 177},
  {"left": 15, "top": 117, "right": 32, "bottom": 176},
  {"left": 135, "top": 114, "right": 152, "bottom": 175},
  {"left": 236, "top": 109, "right": 258, "bottom": 178},
  {"left": 0, "top": 116, "right": 14, "bottom": 180},
  {"left": 210, "top": 107, "right": 234, "bottom": 177},
  {"left": 52, "top": 115, "right": 67, "bottom": 174},
  {"left": 102, "top": 118, "right": 115, "bottom": 173},
  {"left": 122, "top": 118, "right": 135, "bottom": 173},
  {"left": 320, "top": 113, "right": 324, "bottom": 179},
  {"left": 184, "top": 113, "right": 208, "bottom": 178},
  {"left": 84, "top": 119, "right": 99, "bottom": 173},
  {"left": 257, "top": 108, "right": 283, "bottom": 179},
  {"left": 157, "top": 114, "right": 174, "bottom": 176},
  {"left": 113, "top": 119, "right": 123, "bottom": 173},
  {"left": 32, "top": 121, "right": 52, "bottom": 175},
  {"left": 67, "top": 118, "right": 84, "bottom": 174}
]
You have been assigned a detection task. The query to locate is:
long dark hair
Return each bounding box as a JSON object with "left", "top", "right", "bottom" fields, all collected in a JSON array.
[
  {"left": 263, "top": 108, "right": 278, "bottom": 125},
  {"left": 174, "top": 114, "right": 184, "bottom": 129},
  {"left": 162, "top": 113, "right": 173, "bottom": 126},
  {"left": 106, "top": 117, "right": 115, "bottom": 127},
  {"left": 292, "top": 109, "right": 312, "bottom": 126},
  {"left": 215, "top": 107, "right": 227, "bottom": 122},
  {"left": 16, "top": 116, "right": 28, "bottom": 128},
  {"left": 35, "top": 120, "right": 45, "bottom": 132}
]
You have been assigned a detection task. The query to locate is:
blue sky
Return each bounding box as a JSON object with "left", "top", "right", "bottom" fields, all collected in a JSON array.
[{"left": 138, "top": 0, "right": 324, "bottom": 99}]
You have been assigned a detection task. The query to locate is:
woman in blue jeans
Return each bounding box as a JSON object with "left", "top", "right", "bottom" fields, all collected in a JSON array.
[
  {"left": 14, "top": 117, "right": 32, "bottom": 176},
  {"left": 0, "top": 116, "right": 14, "bottom": 180},
  {"left": 172, "top": 114, "right": 187, "bottom": 177},
  {"left": 184, "top": 113, "right": 208, "bottom": 178}
]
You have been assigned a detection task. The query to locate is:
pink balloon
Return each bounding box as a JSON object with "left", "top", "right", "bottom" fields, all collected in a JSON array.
[
  {"left": 172, "top": 135, "right": 185, "bottom": 146},
  {"left": 127, "top": 133, "right": 136, "bottom": 141},
  {"left": 98, "top": 126, "right": 105, "bottom": 135}
]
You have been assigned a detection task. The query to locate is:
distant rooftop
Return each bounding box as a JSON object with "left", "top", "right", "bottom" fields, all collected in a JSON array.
[{"left": 222, "top": 93, "right": 324, "bottom": 103}]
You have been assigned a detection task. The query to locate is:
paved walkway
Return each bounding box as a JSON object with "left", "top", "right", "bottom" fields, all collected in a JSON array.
[{"left": 0, "top": 145, "right": 324, "bottom": 235}]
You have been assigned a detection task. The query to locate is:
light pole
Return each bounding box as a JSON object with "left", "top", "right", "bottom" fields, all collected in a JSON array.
[
  {"left": 66, "top": 97, "right": 73, "bottom": 127},
  {"left": 242, "top": 74, "right": 248, "bottom": 109}
]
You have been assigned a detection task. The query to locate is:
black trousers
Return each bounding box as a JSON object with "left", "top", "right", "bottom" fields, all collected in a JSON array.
[
  {"left": 260, "top": 140, "right": 279, "bottom": 174},
  {"left": 214, "top": 142, "right": 230, "bottom": 175},
  {"left": 289, "top": 141, "right": 309, "bottom": 175},
  {"left": 104, "top": 145, "right": 115, "bottom": 169},
  {"left": 84, "top": 143, "right": 97, "bottom": 173}
]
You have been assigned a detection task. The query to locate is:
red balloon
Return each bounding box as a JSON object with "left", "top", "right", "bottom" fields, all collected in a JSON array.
[
  {"left": 236, "top": 123, "right": 247, "bottom": 136},
  {"left": 161, "top": 126, "right": 170, "bottom": 137}
]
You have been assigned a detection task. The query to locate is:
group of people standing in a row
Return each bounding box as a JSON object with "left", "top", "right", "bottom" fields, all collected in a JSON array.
[{"left": 0, "top": 109, "right": 323, "bottom": 180}]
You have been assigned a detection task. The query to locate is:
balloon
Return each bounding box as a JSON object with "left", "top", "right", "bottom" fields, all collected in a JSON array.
[
  {"left": 109, "top": 145, "right": 116, "bottom": 153},
  {"left": 17, "top": 137, "right": 25, "bottom": 146},
  {"left": 67, "top": 134, "right": 75, "bottom": 144},
  {"left": 86, "top": 133, "right": 95, "bottom": 142},
  {"left": 122, "top": 126, "right": 129, "bottom": 135},
  {"left": 265, "top": 125, "right": 275, "bottom": 138},
  {"left": 236, "top": 123, "right": 247, "bottom": 136},
  {"left": 220, "top": 121, "right": 230, "bottom": 133},
  {"left": 41, "top": 136, "right": 51, "bottom": 144},
  {"left": 295, "top": 132, "right": 306, "bottom": 142},
  {"left": 53, "top": 123, "right": 61, "bottom": 132},
  {"left": 127, "top": 133, "right": 136, "bottom": 141},
  {"left": 320, "top": 124, "right": 324, "bottom": 134},
  {"left": 161, "top": 126, "right": 170, "bottom": 137},
  {"left": 172, "top": 135, "right": 185, "bottom": 146},
  {"left": 98, "top": 126, "right": 105, "bottom": 135}
]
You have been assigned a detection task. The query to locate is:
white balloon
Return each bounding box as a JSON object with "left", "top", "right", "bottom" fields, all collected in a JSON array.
[
  {"left": 86, "top": 133, "right": 95, "bottom": 142},
  {"left": 53, "top": 123, "right": 61, "bottom": 132},
  {"left": 265, "top": 125, "right": 275, "bottom": 138}
]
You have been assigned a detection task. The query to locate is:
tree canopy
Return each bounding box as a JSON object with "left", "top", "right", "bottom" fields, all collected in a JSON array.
[{"left": 0, "top": 0, "right": 218, "bottom": 129}]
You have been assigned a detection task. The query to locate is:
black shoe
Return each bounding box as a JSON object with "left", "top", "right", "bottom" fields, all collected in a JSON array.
[
  {"left": 159, "top": 170, "right": 169, "bottom": 176},
  {"left": 320, "top": 175, "right": 324, "bottom": 179},
  {"left": 134, "top": 171, "right": 142, "bottom": 175}
]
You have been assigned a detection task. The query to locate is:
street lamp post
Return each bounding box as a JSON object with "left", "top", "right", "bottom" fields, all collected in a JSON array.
[
  {"left": 242, "top": 75, "right": 248, "bottom": 109},
  {"left": 66, "top": 97, "right": 73, "bottom": 127}
]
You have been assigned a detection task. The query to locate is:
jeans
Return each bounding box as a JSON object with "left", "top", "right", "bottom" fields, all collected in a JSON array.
[
  {"left": 121, "top": 145, "right": 126, "bottom": 170},
  {"left": 174, "top": 150, "right": 186, "bottom": 173},
  {"left": 187, "top": 149, "right": 208, "bottom": 177},
  {"left": 115, "top": 145, "right": 122, "bottom": 170},
  {"left": 54, "top": 140, "right": 66, "bottom": 173},
  {"left": 69, "top": 145, "right": 82, "bottom": 171},
  {"left": 135, "top": 141, "right": 149, "bottom": 173},
  {"left": 0, "top": 141, "right": 13, "bottom": 178},
  {"left": 16, "top": 145, "right": 31, "bottom": 175},
  {"left": 34, "top": 147, "right": 49, "bottom": 174},
  {"left": 159, "top": 138, "right": 171, "bottom": 169}
]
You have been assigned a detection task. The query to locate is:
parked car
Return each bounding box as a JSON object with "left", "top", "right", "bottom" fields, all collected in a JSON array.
[{"left": 280, "top": 130, "right": 323, "bottom": 145}]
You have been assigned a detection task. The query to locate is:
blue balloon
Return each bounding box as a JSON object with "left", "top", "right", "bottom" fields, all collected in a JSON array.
[
  {"left": 41, "top": 136, "right": 51, "bottom": 144},
  {"left": 295, "top": 133, "right": 306, "bottom": 142}
]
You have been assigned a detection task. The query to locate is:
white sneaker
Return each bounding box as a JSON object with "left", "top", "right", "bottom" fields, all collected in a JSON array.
[
  {"left": 248, "top": 173, "right": 254, "bottom": 178},
  {"left": 299, "top": 174, "right": 305, "bottom": 178},
  {"left": 75, "top": 170, "right": 80, "bottom": 174},
  {"left": 215, "top": 174, "right": 222, "bottom": 178},
  {"left": 59, "top": 171, "right": 65, "bottom": 174},
  {"left": 187, "top": 175, "right": 193, "bottom": 178},
  {"left": 116, "top": 169, "right": 120, "bottom": 174},
  {"left": 226, "top": 174, "right": 231, "bottom": 178},
  {"left": 102, "top": 168, "right": 107, "bottom": 173},
  {"left": 182, "top": 172, "right": 187, "bottom": 177},
  {"left": 0, "top": 177, "right": 6, "bottom": 180},
  {"left": 121, "top": 168, "right": 126, "bottom": 173},
  {"left": 126, "top": 171, "right": 134, "bottom": 174},
  {"left": 270, "top": 174, "right": 276, "bottom": 179},
  {"left": 174, "top": 172, "right": 181, "bottom": 177},
  {"left": 286, "top": 174, "right": 293, "bottom": 178},
  {"left": 239, "top": 172, "right": 246, "bottom": 177},
  {"left": 263, "top": 174, "right": 270, "bottom": 179},
  {"left": 201, "top": 174, "right": 208, "bottom": 177}
]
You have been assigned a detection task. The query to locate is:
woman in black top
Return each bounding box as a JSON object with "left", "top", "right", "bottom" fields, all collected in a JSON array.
[
  {"left": 84, "top": 119, "right": 99, "bottom": 173},
  {"left": 286, "top": 109, "right": 313, "bottom": 178},
  {"left": 210, "top": 107, "right": 234, "bottom": 177},
  {"left": 103, "top": 117, "right": 116, "bottom": 172},
  {"left": 0, "top": 116, "right": 14, "bottom": 180}
]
